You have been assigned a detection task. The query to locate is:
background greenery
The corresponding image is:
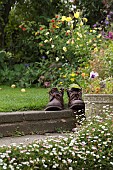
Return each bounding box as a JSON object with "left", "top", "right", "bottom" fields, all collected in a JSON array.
[{"left": 0, "top": 0, "right": 113, "bottom": 92}]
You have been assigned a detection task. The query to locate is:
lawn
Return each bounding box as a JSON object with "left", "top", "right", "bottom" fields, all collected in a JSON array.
[
  {"left": 0, "top": 86, "right": 49, "bottom": 112},
  {"left": 0, "top": 86, "right": 68, "bottom": 112}
]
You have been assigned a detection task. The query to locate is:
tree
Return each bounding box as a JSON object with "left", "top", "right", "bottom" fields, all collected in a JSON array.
[{"left": 0, "top": 0, "right": 18, "bottom": 48}]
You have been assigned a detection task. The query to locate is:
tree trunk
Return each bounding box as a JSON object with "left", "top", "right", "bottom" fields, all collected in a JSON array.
[{"left": 0, "top": 0, "right": 16, "bottom": 49}]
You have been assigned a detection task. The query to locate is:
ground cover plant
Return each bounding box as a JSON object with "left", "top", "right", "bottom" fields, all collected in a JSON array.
[{"left": 0, "top": 109, "right": 112, "bottom": 169}]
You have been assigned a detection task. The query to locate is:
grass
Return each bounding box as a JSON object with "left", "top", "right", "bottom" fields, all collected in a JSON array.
[
  {"left": 0, "top": 86, "right": 49, "bottom": 112},
  {"left": 0, "top": 85, "right": 68, "bottom": 112}
]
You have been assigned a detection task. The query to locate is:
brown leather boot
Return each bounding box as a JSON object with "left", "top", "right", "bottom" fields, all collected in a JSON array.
[
  {"left": 45, "top": 87, "right": 64, "bottom": 111},
  {"left": 67, "top": 87, "right": 85, "bottom": 110}
]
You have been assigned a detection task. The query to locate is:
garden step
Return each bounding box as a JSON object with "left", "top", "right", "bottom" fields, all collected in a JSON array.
[{"left": 0, "top": 110, "right": 77, "bottom": 137}]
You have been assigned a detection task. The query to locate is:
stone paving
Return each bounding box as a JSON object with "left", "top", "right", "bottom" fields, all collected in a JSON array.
[{"left": 0, "top": 133, "right": 67, "bottom": 146}]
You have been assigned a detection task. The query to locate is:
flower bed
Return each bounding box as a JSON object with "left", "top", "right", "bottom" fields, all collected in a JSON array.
[{"left": 0, "top": 111, "right": 113, "bottom": 169}]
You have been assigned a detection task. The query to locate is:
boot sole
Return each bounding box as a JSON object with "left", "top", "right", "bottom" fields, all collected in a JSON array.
[
  {"left": 45, "top": 106, "right": 63, "bottom": 111},
  {"left": 69, "top": 103, "right": 85, "bottom": 110}
]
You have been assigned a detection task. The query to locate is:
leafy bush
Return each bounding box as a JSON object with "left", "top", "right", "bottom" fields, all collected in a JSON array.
[
  {"left": 76, "top": 0, "right": 113, "bottom": 26},
  {"left": 0, "top": 111, "right": 113, "bottom": 169},
  {"left": 35, "top": 11, "right": 102, "bottom": 67}
]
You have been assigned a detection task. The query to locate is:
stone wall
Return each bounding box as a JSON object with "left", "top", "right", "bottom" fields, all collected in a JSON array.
[{"left": 84, "top": 94, "right": 113, "bottom": 117}]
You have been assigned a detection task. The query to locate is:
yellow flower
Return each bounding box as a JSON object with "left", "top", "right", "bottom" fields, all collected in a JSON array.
[
  {"left": 35, "top": 32, "right": 39, "bottom": 36},
  {"left": 97, "top": 34, "right": 101, "bottom": 38},
  {"left": 66, "top": 39, "right": 71, "bottom": 44},
  {"left": 71, "top": 23, "right": 73, "bottom": 29},
  {"left": 55, "top": 25, "right": 59, "bottom": 28},
  {"left": 63, "top": 75, "right": 66, "bottom": 78},
  {"left": 70, "top": 78, "right": 75, "bottom": 82},
  {"left": 59, "top": 82, "right": 63, "bottom": 84},
  {"left": 70, "top": 72, "right": 75, "bottom": 77},
  {"left": 63, "top": 47, "right": 67, "bottom": 52},
  {"left": 67, "top": 30, "right": 71, "bottom": 33},
  {"left": 61, "top": 16, "right": 66, "bottom": 21},
  {"left": 74, "top": 12, "right": 80, "bottom": 18},
  {"left": 77, "top": 32, "right": 82, "bottom": 38},
  {"left": 93, "top": 43, "right": 97, "bottom": 47},
  {"left": 77, "top": 38, "right": 80, "bottom": 40},
  {"left": 66, "top": 17, "right": 72, "bottom": 22},
  {"left": 71, "top": 39, "right": 74, "bottom": 44},
  {"left": 80, "top": 21, "right": 83, "bottom": 26},
  {"left": 94, "top": 47, "right": 98, "bottom": 52},
  {"left": 89, "top": 40, "right": 92, "bottom": 43},
  {"left": 80, "top": 44, "right": 83, "bottom": 47},
  {"left": 83, "top": 18, "right": 88, "bottom": 22}
]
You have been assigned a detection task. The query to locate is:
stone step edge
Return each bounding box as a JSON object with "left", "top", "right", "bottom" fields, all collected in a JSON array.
[
  {"left": 0, "top": 110, "right": 76, "bottom": 123},
  {"left": 0, "top": 110, "right": 77, "bottom": 137}
]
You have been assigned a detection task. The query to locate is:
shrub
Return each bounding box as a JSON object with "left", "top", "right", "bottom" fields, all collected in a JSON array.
[{"left": 35, "top": 11, "right": 102, "bottom": 67}]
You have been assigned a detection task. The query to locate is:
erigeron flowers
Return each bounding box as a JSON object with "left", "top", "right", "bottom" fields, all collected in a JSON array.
[
  {"left": 63, "top": 46, "right": 67, "bottom": 52},
  {"left": 44, "top": 39, "right": 48, "bottom": 43},
  {"left": 56, "top": 57, "right": 59, "bottom": 61},
  {"left": 0, "top": 112, "right": 112, "bottom": 169},
  {"left": 45, "top": 32, "right": 49, "bottom": 35},
  {"left": 51, "top": 44, "right": 55, "bottom": 48}
]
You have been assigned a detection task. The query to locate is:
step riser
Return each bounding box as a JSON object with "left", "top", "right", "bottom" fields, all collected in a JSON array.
[{"left": 0, "top": 110, "right": 77, "bottom": 137}]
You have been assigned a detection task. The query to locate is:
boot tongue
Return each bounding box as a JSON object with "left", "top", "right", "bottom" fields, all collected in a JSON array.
[{"left": 50, "top": 87, "right": 59, "bottom": 93}]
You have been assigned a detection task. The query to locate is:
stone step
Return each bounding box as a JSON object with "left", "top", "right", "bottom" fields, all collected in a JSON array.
[{"left": 0, "top": 110, "right": 77, "bottom": 137}]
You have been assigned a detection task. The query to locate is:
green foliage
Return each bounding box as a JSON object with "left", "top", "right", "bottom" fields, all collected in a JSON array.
[
  {"left": 0, "top": 50, "right": 6, "bottom": 68},
  {"left": 3, "top": 0, "right": 72, "bottom": 62},
  {"left": 105, "top": 40, "right": 113, "bottom": 74},
  {"left": 75, "top": 41, "right": 113, "bottom": 94},
  {"left": 77, "top": 0, "right": 113, "bottom": 26},
  {"left": 36, "top": 12, "right": 102, "bottom": 66},
  {"left": 0, "top": 112, "right": 113, "bottom": 169}
]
